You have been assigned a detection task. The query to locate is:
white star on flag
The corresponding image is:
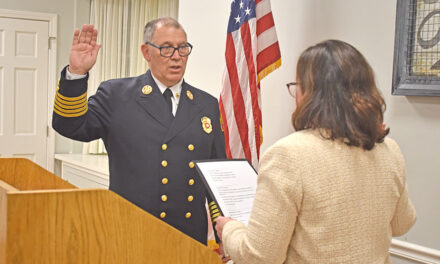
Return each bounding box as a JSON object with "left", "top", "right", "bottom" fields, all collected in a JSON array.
[
  {"left": 234, "top": 15, "right": 241, "bottom": 23},
  {"left": 245, "top": 7, "right": 251, "bottom": 16}
]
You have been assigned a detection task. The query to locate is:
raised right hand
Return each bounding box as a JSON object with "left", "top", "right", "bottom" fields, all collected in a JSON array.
[{"left": 68, "top": 24, "right": 101, "bottom": 75}]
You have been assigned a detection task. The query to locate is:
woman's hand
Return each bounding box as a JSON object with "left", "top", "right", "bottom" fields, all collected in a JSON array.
[
  {"left": 215, "top": 216, "right": 232, "bottom": 241},
  {"left": 218, "top": 242, "right": 231, "bottom": 262}
]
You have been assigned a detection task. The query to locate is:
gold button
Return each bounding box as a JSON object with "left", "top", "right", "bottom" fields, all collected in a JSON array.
[
  {"left": 160, "top": 212, "right": 166, "bottom": 218},
  {"left": 188, "top": 144, "right": 194, "bottom": 151},
  {"left": 185, "top": 212, "right": 192, "bottom": 218},
  {"left": 161, "top": 160, "right": 168, "bottom": 167},
  {"left": 161, "top": 195, "right": 167, "bottom": 202},
  {"left": 162, "top": 144, "right": 167, "bottom": 151},
  {"left": 162, "top": 178, "right": 168, "bottom": 184},
  {"left": 188, "top": 161, "right": 195, "bottom": 168},
  {"left": 188, "top": 179, "right": 194, "bottom": 186},
  {"left": 187, "top": 195, "right": 194, "bottom": 202}
]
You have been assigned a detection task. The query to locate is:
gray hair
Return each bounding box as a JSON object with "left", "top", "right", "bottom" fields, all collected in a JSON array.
[{"left": 143, "top": 17, "right": 186, "bottom": 43}]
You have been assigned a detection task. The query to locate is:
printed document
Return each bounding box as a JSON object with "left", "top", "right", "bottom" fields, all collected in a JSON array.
[{"left": 195, "top": 160, "right": 258, "bottom": 225}]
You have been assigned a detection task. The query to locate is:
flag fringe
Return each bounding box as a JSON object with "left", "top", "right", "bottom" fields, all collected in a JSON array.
[{"left": 257, "top": 58, "right": 282, "bottom": 83}]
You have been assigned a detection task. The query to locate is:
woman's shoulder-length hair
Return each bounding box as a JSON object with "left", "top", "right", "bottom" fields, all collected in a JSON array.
[{"left": 292, "top": 39, "right": 389, "bottom": 150}]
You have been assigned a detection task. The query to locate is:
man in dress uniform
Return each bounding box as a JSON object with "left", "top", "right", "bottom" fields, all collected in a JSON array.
[{"left": 52, "top": 17, "right": 226, "bottom": 245}]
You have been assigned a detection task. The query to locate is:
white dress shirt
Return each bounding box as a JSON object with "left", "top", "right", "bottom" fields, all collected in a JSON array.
[{"left": 150, "top": 73, "right": 182, "bottom": 116}]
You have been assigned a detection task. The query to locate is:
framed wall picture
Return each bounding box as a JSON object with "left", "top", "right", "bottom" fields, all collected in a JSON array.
[{"left": 392, "top": 0, "right": 440, "bottom": 96}]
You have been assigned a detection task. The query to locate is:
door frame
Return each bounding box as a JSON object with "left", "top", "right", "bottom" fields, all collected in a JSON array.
[{"left": 0, "top": 9, "right": 57, "bottom": 172}]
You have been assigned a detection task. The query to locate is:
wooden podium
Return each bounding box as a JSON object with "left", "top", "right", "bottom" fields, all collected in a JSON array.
[{"left": 0, "top": 158, "right": 222, "bottom": 264}]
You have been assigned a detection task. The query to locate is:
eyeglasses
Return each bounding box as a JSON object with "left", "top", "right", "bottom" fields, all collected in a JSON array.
[
  {"left": 286, "top": 82, "right": 299, "bottom": 97},
  {"left": 146, "top": 42, "right": 193, "bottom": 57}
]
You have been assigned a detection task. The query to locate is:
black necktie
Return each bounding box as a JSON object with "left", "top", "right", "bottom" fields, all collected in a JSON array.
[{"left": 163, "top": 88, "right": 173, "bottom": 115}]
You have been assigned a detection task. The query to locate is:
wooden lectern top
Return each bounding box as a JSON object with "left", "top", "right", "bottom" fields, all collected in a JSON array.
[
  {"left": 0, "top": 158, "right": 75, "bottom": 190},
  {"left": 0, "top": 158, "right": 222, "bottom": 264}
]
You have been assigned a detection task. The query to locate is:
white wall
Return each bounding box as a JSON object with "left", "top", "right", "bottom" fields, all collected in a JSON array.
[
  {"left": 310, "top": 0, "right": 440, "bottom": 252},
  {"left": 179, "top": 0, "right": 440, "bottom": 261},
  {"left": 0, "top": 0, "right": 90, "bottom": 154}
]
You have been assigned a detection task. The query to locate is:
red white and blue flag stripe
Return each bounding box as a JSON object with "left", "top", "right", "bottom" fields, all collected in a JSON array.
[{"left": 220, "top": 0, "right": 281, "bottom": 170}]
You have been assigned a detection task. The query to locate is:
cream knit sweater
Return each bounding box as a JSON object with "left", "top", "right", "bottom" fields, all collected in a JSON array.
[{"left": 222, "top": 130, "right": 416, "bottom": 264}]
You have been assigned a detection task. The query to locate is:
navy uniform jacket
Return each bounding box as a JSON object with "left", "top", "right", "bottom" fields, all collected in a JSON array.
[{"left": 53, "top": 67, "right": 226, "bottom": 244}]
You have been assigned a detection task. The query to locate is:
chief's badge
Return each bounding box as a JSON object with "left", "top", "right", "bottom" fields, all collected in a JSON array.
[
  {"left": 201, "top": 116, "right": 212, "bottom": 134},
  {"left": 142, "top": 85, "right": 152, "bottom": 95},
  {"left": 186, "top": 90, "right": 194, "bottom": 100}
]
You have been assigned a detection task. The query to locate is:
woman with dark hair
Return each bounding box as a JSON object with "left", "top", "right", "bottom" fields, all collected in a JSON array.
[{"left": 215, "top": 40, "right": 416, "bottom": 263}]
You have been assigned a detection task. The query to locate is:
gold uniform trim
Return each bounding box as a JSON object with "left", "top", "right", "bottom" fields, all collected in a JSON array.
[
  {"left": 56, "top": 90, "right": 87, "bottom": 101},
  {"left": 55, "top": 94, "right": 87, "bottom": 106},
  {"left": 211, "top": 212, "right": 221, "bottom": 218},
  {"left": 53, "top": 106, "right": 88, "bottom": 117},
  {"left": 209, "top": 202, "right": 220, "bottom": 222},
  {"left": 54, "top": 103, "right": 88, "bottom": 114},
  {"left": 211, "top": 212, "right": 221, "bottom": 222},
  {"left": 209, "top": 204, "right": 218, "bottom": 211},
  {"left": 53, "top": 90, "right": 88, "bottom": 117},
  {"left": 55, "top": 97, "right": 87, "bottom": 109},
  {"left": 210, "top": 209, "right": 219, "bottom": 215}
]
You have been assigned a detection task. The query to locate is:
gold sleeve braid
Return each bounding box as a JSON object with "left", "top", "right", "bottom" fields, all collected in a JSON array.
[
  {"left": 53, "top": 82, "right": 88, "bottom": 117},
  {"left": 209, "top": 201, "right": 221, "bottom": 222}
]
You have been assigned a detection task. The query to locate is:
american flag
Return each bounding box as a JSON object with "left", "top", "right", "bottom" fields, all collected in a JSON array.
[{"left": 219, "top": 0, "right": 281, "bottom": 170}]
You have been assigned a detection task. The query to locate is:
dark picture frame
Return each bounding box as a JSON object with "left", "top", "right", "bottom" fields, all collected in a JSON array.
[{"left": 392, "top": 0, "right": 440, "bottom": 96}]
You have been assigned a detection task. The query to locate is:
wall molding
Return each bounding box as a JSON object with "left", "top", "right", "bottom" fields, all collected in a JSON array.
[{"left": 390, "top": 239, "right": 440, "bottom": 263}]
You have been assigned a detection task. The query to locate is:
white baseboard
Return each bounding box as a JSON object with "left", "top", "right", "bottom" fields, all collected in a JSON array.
[{"left": 390, "top": 239, "right": 440, "bottom": 264}]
